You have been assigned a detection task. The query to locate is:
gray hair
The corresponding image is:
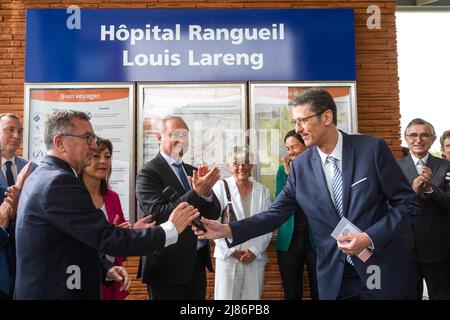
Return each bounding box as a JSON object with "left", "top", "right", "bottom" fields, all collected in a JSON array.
[
  {"left": 156, "top": 115, "right": 188, "bottom": 134},
  {"left": 43, "top": 110, "right": 91, "bottom": 150},
  {"left": 404, "top": 118, "right": 436, "bottom": 137},
  {"left": 0, "top": 113, "right": 22, "bottom": 126},
  {"left": 228, "top": 146, "right": 256, "bottom": 165}
]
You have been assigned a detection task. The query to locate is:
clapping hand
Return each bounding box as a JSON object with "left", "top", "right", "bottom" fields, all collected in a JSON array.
[{"left": 188, "top": 165, "right": 220, "bottom": 197}]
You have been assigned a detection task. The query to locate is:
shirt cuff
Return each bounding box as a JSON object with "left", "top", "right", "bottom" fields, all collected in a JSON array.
[
  {"left": 201, "top": 194, "right": 213, "bottom": 202},
  {"left": 160, "top": 221, "right": 178, "bottom": 247},
  {"left": 423, "top": 188, "right": 434, "bottom": 195},
  {"left": 364, "top": 232, "right": 375, "bottom": 251}
]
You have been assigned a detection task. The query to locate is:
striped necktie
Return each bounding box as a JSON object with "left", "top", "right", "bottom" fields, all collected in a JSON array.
[{"left": 327, "top": 156, "right": 354, "bottom": 266}]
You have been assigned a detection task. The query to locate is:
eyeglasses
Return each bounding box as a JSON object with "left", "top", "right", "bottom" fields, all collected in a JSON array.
[
  {"left": 60, "top": 133, "right": 98, "bottom": 145},
  {"left": 169, "top": 131, "right": 189, "bottom": 140},
  {"left": 232, "top": 162, "right": 252, "bottom": 167},
  {"left": 406, "top": 133, "right": 433, "bottom": 140},
  {"left": 290, "top": 109, "right": 328, "bottom": 127}
]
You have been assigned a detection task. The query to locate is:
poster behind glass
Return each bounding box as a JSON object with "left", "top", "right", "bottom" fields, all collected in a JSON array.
[
  {"left": 138, "top": 84, "right": 246, "bottom": 178},
  {"left": 250, "top": 83, "right": 357, "bottom": 198},
  {"left": 24, "top": 84, "right": 135, "bottom": 220}
]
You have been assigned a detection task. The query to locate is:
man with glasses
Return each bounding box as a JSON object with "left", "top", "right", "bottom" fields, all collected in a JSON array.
[
  {"left": 135, "top": 115, "right": 221, "bottom": 300},
  {"left": 398, "top": 118, "right": 450, "bottom": 300},
  {"left": 194, "top": 87, "right": 420, "bottom": 300},
  {"left": 14, "top": 110, "right": 200, "bottom": 299}
]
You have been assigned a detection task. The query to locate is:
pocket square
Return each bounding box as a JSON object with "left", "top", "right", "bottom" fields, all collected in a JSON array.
[{"left": 351, "top": 177, "right": 367, "bottom": 187}]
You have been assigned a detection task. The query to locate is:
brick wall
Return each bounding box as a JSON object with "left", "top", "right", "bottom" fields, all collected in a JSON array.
[{"left": 0, "top": 0, "right": 401, "bottom": 299}]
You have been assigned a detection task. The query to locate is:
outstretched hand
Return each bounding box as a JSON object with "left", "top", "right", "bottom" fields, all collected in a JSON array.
[
  {"left": 169, "top": 202, "right": 200, "bottom": 234},
  {"left": 133, "top": 215, "right": 156, "bottom": 229},
  {"left": 192, "top": 217, "right": 232, "bottom": 240}
]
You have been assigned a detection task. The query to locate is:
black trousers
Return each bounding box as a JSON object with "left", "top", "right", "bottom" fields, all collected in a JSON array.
[
  {"left": 277, "top": 232, "right": 319, "bottom": 300},
  {"left": 416, "top": 262, "right": 450, "bottom": 300},
  {"left": 337, "top": 262, "right": 372, "bottom": 300},
  {"left": 147, "top": 250, "right": 207, "bottom": 300}
]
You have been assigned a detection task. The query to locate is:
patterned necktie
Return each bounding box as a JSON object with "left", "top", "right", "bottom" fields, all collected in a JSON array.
[
  {"left": 173, "top": 163, "right": 191, "bottom": 191},
  {"left": 327, "top": 156, "right": 354, "bottom": 266},
  {"left": 416, "top": 159, "right": 425, "bottom": 175},
  {"left": 4, "top": 161, "right": 15, "bottom": 187}
]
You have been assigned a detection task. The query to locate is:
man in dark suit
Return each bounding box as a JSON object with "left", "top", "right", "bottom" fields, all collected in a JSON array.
[
  {"left": 14, "top": 110, "right": 199, "bottom": 300},
  {"left": 0, "top": 161, "right": 31, "bottom": 300},
  {"left": 398, "top": 118, "right": 450, "bottom": 300},
  {"left": 0, "top": 117, "right": 36, "bottom": 300},
  {"left": 195, "top": 88, "right": 421, "bottom": 300},
  {"left": 0, "top": 113, "right": 38, "bottom": 187},
  {"left": 136, "top": 115, "right": 221, "bottom": 300}
]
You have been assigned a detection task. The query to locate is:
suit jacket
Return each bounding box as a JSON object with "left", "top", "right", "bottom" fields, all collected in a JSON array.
[
  {"left": 397, "top": 154, "right": 450, "bottom": 263},
  {"left": 0, "top": 157, "right": 37, "bottom": 295},
  {"left": 229, "top": 132, "right": 421, "bottom": 300},
  {"left": 15, "top": 155, "right": 167, "bottom": 300},
  {"left": 135, "top": 152, "right": 221, "bottom": 286},
  {"left": 0, "top": 155, "right": 38, "bottom": 187}
]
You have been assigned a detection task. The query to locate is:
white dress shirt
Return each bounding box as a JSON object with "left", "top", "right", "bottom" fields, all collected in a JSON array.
[{"left": 1, "top": 156, "right": 18, "bottom": 183}]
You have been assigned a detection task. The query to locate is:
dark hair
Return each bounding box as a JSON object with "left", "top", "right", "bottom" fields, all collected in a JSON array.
[
  {"left": 43, "top": 110, "right": 91, "bottom": 150},
  {"left": 80, "top": 137, "right": 113, "bottom": 196},
  {"left": 403, "top": 118, "right": 436, "bottom": 137},
  {"left": 290, "top": 87, "right": 337, "bottom": 126},
  {"left": 284, "top": 129, "right": 305, "bottom": 145},
  {"left": 96, "top": 137, "right": 113, "bottom": 195},
  {"left": 440, "top": 130, "right": 450, "bottom": 154}
]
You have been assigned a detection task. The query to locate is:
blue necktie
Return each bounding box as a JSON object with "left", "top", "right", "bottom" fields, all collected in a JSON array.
[
  {"left": 0, "top": 246, "right": 13, "bottom": 295},
  {"left": 4, "top": 161, "right": 15, "bottom": 187},
  {"left": 173, "top": 163, "right": 191, "bottom": 191},
  {"left": 327, "top": 156, "right": 354, "bottom": 266}
]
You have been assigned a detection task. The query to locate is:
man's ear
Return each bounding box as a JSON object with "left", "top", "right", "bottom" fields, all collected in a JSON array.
[
  {"left": 323, "top": 110, "right": 334, "bottom": 126},
  {"left": 53, "top": 135, "right": 65, "bottom": 152},
  {"left": 156, "top": 133, "right": 162, "bottom": 144}
]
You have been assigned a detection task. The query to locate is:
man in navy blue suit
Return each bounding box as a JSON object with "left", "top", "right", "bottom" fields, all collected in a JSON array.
[
  {"left": 15, "top": 110, "right": 200, "bottom": 299},
  {"left": 0, "top": 135, "right": 33, "bottom": 300},
  {"left": 195, "top": 87, "right": 421, "bottom": 300}
]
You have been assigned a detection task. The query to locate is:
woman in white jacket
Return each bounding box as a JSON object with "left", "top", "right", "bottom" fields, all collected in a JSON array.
[{"left": 212, "top": 146, "right": 272, "bottom": 300}]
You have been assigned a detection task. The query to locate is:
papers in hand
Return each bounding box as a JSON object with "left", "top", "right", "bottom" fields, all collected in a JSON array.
[{"left": 331, "top": 217, "right": 372, "bottom": 262}]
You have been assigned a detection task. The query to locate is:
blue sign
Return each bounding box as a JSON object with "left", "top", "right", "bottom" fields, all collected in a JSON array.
[{"left": 25, "top": 9, "right": 355, "bottom": 82}]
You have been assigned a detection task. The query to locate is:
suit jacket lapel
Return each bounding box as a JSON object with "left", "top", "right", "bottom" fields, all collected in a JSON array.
[
  {"left": 156, "top": 152, "right": 186, "bottom": 195},
  {"left": 15, "top": 156, "right": 24, "bottom": 173},
  {"left": 341, "top": 133, "right": 355, "bottom": 218},
  {"left": 310, "top": 148, "right": 337, "bottom": 217},
  {"left": 403, "top": 155, "right": 419, "bottom": 183}
]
